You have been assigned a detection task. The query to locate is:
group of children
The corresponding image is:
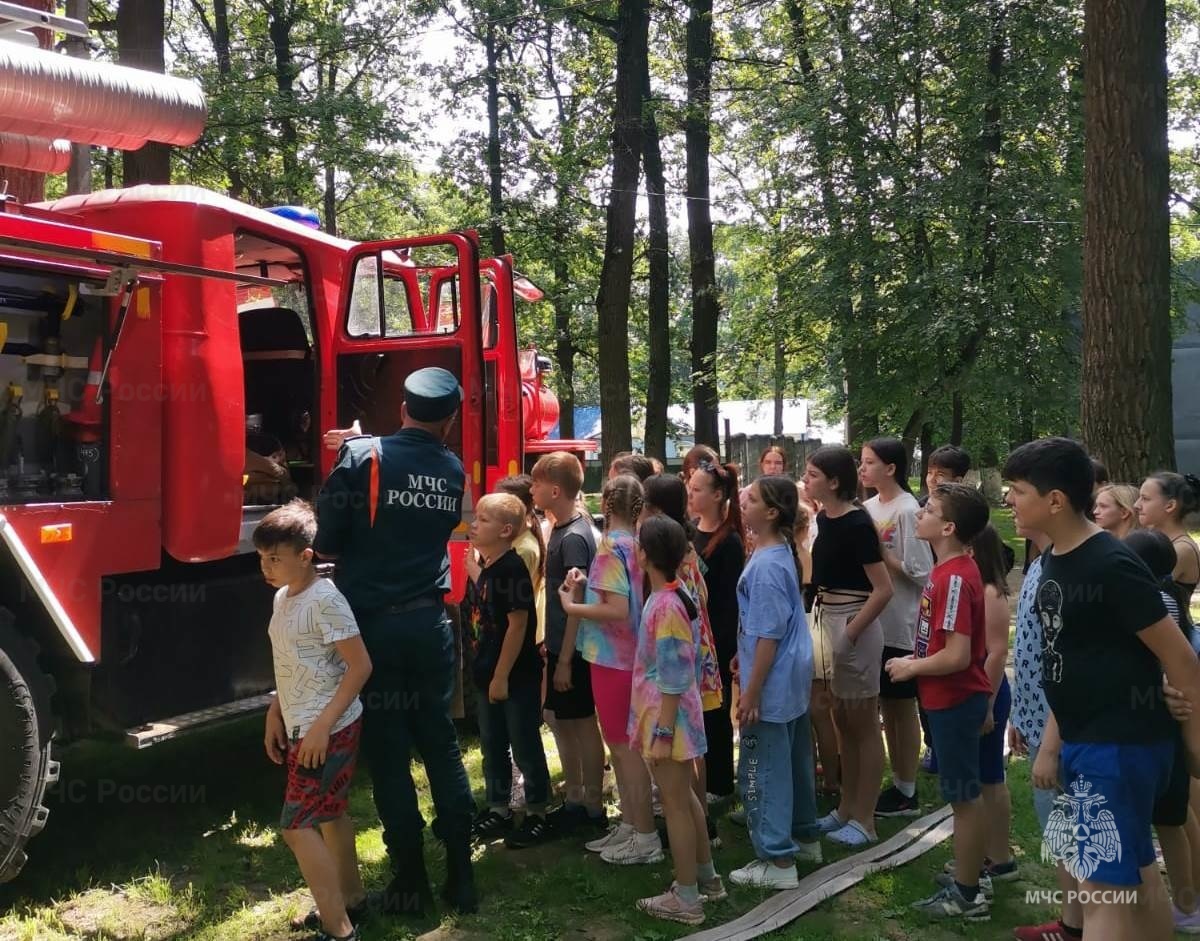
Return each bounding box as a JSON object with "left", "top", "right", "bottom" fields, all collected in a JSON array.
[{"left": 247, "top": 430, "right": 1200, "bottom": 940}]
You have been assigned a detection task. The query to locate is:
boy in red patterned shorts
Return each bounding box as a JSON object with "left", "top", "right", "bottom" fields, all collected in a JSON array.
[{"left": 256, "top": 500, "right": 373, "bottom": 941}]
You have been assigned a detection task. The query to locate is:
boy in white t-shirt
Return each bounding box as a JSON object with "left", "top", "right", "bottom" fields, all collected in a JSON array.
[{"left": 255, "top": 500, "right": 372, "bottom": 941}]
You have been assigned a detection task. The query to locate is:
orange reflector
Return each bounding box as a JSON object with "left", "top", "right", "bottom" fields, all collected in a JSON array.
[
  {"left": 40, "top": 524, "right": 73, "bottom": 544},
  {"left": 92, "top": 232, "right": 153, "bottom": 258}
]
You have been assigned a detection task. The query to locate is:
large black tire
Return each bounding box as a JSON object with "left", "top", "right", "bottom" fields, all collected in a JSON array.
[{"left": 0, "top": 614, "right": 58, "bottom": 884}]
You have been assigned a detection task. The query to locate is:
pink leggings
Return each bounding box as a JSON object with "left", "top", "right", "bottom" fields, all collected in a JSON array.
[{"left": 590, "top": 663, "right": 633, "bottom": 746}]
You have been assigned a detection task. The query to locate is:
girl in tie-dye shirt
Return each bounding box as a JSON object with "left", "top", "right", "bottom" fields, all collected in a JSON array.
[
  {"left": 631, "top": 515, "right": 719, "bottom": 926},
  {"left": 642, "top": 473, "right": 724, "bottom": 846},
  {"left": 562, "top": 475, "right": 661, "bottom": 863}
]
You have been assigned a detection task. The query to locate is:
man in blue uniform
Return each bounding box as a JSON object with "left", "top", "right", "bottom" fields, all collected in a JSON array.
[{"left": 315, "top": 366, "right": 477, "bottom": 918}]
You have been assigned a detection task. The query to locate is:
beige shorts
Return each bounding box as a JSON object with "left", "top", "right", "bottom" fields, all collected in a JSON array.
[{"left": 815, "top": 601, "right": 884, "bottom": 700}]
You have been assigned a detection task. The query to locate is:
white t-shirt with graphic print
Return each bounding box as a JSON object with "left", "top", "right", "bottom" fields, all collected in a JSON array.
[{"left": 268, "top": 577, "right": 362, "bottom": 739}]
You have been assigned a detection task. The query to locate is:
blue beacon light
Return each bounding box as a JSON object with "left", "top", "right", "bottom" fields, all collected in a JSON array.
[{"left": 266, "top": 206, "right": 321, "bottom": 229}]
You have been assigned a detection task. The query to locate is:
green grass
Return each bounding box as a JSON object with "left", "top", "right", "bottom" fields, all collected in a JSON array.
[{"left": 0, "top": 712, "right": 1065, "bottom": 940}]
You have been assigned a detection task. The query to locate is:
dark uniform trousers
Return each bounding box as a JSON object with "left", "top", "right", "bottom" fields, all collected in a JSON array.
[{"left": 358, "top": 601, "right": 475, "bottom": 861}]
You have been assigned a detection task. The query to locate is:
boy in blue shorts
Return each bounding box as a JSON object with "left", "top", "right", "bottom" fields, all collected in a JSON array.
[
  {"left": 886, "top": 482, "right": 993, "bottom": 920},
  {"left": 1005, "top": 437, "right": 1200, "bottom": 940}
]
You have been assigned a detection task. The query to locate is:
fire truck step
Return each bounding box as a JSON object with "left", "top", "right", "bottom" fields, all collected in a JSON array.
[{"left": 124, "top": 693, "right": 275, "bottom": 749}]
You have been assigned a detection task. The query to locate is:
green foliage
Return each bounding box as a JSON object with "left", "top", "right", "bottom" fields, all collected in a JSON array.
[{"left": 58, "top": 0, "right": 1200, "bottom": 455}]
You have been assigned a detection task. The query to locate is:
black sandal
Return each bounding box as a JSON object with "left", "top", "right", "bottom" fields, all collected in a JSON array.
[
  {"left": 291, "top": 900, "right": 367, "bottom": 932},
  {"left": 309, "top": 929, "right": 359, "bottom": 941}
]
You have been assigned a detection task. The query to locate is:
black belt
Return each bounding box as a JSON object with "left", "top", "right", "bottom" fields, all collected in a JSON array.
[{"left": 382, "top": 595, "right": 445, "bottom": 615}]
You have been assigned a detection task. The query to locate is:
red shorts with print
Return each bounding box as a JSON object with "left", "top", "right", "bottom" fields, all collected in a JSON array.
[{"left": 280, "top": 718, "right": 361, "bottom": 830}]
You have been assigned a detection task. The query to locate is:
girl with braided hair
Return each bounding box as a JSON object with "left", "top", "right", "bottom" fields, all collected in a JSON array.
[
  {"left": 561, "top": 475, "right": 663, "bottom": 865},
  {"left": 728, "top": 475, "right": 820, "bottom": 889}
]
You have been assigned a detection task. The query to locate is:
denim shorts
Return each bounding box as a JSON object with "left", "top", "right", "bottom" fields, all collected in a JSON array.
[
  {"left": 1051, "top": 741, "right": 1173, "bottom": 886},
  {"left": 925, "top": 692, "right": 988, "bottom": 804}
]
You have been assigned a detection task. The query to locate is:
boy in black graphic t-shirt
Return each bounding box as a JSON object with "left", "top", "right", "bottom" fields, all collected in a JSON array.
[
  {"left": 467, "top": 493, "right": 552, "bottom": 850},
  {"left": 1004, "top": 438, "right": 1200, "bottom": 941}
]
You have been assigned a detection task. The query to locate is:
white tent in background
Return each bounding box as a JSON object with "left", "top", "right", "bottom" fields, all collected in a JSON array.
[{"left": 567, "top": 398, "right": 845, "bottom": 460}]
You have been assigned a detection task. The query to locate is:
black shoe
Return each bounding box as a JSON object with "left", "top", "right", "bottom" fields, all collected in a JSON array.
[
  {"left": 307, "top": 929, "right": 358, "bottom": 941},
  {"left": 291, "top": 899, "right": 368, "bottom": 931},
  {"left": 545, "top": 802, "right": 595, "bottom": 834},
  {"left": 472, "top": 807, "right": 514, "bottom": 840},
  {"left": 505, "top": 813, "right": 552, "bottom": 849},
  {"left": 874, "top": 785, "right": 920, "bottom": 818},
  {"left": 442, "top": 838, "right": 478, "bottom": 914},
  {"left": 369, "top": 845, "right": 433, "bottom": 919}
]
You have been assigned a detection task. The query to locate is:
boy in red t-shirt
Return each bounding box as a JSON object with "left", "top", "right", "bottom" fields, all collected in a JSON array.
[{"left": 886, "top": 483, "right": 992, "bottom": 921}]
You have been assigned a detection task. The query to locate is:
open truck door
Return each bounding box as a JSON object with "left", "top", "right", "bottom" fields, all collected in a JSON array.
[{"left": 327, "top": 233, "right": 485, "bottom": 604}]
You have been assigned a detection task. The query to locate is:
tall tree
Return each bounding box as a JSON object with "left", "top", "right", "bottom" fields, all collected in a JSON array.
[
  {"left": 642, "top": 66, "right": 670, "bottom": 460},
  {"left": 595, "top": 0, "right": 649, "bottom": 465},
  {"left": 65, "top": 0, "right": 92, "bottom": 195},
  {"left": 1079, "top": 0, "right": 1175, "bottom": 476},
  {"left": 483, "top": 18, "right": 508, "bottom": 256},
  {"left": 686, "top": 0, "right": 720, "bottom": 449},
  {"left": 118, "top": 0, "right": 171, "bottom": 185}
]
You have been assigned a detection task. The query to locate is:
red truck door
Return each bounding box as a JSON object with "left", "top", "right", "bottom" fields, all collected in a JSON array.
[{"left": 327, "top": 235, "right": 485, "bottom": 597}]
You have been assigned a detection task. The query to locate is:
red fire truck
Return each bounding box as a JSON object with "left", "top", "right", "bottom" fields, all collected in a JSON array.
[
  {"left": 0, "top": 13, "right": 597, "bottom": 884},
  {"left": 0, "top": 178, "right": 597, "bottom": 884}
]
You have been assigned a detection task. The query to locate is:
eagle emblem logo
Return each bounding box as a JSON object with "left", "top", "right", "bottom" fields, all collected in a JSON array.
[{"left": 1042, "top": 774, "right": 1121, "bottom": 881}]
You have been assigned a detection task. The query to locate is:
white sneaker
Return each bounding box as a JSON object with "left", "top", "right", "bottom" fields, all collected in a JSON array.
[
  {"left": 795, "top": 841, "right": 823, "bottom": 864},
  {"left": 585, "top": 821, "right": 634, "bottom": 854},
  {"left": 729, "top": 858, "right": 800, "bottom": 890},
  {"left": 601, "top": 832, "right": 665, "bottom": 865}
]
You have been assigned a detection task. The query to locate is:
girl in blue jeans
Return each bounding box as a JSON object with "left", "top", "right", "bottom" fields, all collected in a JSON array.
[{"left": 730, "top": 476, "right": 820, "bottom": 890}]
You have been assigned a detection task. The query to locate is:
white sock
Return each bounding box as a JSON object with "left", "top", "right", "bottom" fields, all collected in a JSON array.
[
  {"left": 894, "top": 779, "right": 916, "bottom": 798},
  {"left": 635, "top": 829, "right": 661, "bottom": 847}
]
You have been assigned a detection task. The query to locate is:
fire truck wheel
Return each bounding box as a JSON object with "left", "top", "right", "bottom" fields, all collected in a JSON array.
[{"left": 0, "top": 618, "right": 58, "bottom": 885}]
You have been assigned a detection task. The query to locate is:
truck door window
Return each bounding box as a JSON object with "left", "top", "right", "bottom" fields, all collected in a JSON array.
[{"left": 347, "top": 247, "right": 475, "bottom": 338}]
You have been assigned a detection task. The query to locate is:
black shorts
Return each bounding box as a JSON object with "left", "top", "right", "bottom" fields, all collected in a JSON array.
[
  {"left": 1153, "top": 739, "right": 1190, "bottom": 827},
  {"left": 543, "top": 652, "right": 595, "bottom": 720},
  {"left": 879, "top": 645, "right": 918, "bottom": 700}
]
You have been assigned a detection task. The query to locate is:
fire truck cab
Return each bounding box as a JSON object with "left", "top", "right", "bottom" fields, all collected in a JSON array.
[{"left": 0, "top": 184, "right": 593, "bottom": 884}]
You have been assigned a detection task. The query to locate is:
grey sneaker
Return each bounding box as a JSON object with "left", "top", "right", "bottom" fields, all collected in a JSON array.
[
  {"left": 911, "top": 883, "right": 991, "bottom": 921},
  {"left": 699, "top": 876, "right": 728, "bottom": 903},
  {"left": 934, "top": 870, "right": 994, "bottom": 900}
]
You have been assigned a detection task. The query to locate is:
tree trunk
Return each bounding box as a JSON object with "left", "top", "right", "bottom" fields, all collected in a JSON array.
[
  {"left": 118, "top": 0, "right": 171, "bottom": 185},
  {"left": 0, "top": 0, "right": 54, "bottom": 202},
  {"left": 687, "top": 0, "right": 720, "bottom": 449},
  {"left": 773, "top": 300, "right": 785, "bottom": 437},
  {"left": 484, "top": 22, "right": 507, "bottom": 257},
  {"left": 920, "top": 422, "right": 933, "bottom": 494},
  {"left": 950, "top": 391, "right": 964, "bottom": 446},
  {"left": 268, "top": 2, "right": 301, "bottom": 203},
  {"left": 212, "top": 0, "right": 245, "bottom": 198},
  {"left": 552, "top": 184, "right": 575, "bottom": 439},
  {"left": 594, "top": 0, "right": 649, "bottom": 467},
  {"left": 1079, "top": 0, "right": 1174, "bottom": 478},
  {"left": 65, "top": 0, "right": 91, "bottom": 195},
  {"left": 643, "top": 69, "right": 670, "bottom": 462},
  {"left": 788, "top": 0, "right": 870, "bottom": 447},
  {"left": 319, "top": 58, "right": 339, "bottom": 236}
]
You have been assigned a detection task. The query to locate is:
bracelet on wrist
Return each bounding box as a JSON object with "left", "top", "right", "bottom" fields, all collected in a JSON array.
[{"left": 653, "top": 724, "right": 675, "bottom": 740}]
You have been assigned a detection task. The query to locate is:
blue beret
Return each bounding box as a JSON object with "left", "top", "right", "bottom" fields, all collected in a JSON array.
[{"left": 405, "top": 367, "right": 463, "bottom": 422}]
